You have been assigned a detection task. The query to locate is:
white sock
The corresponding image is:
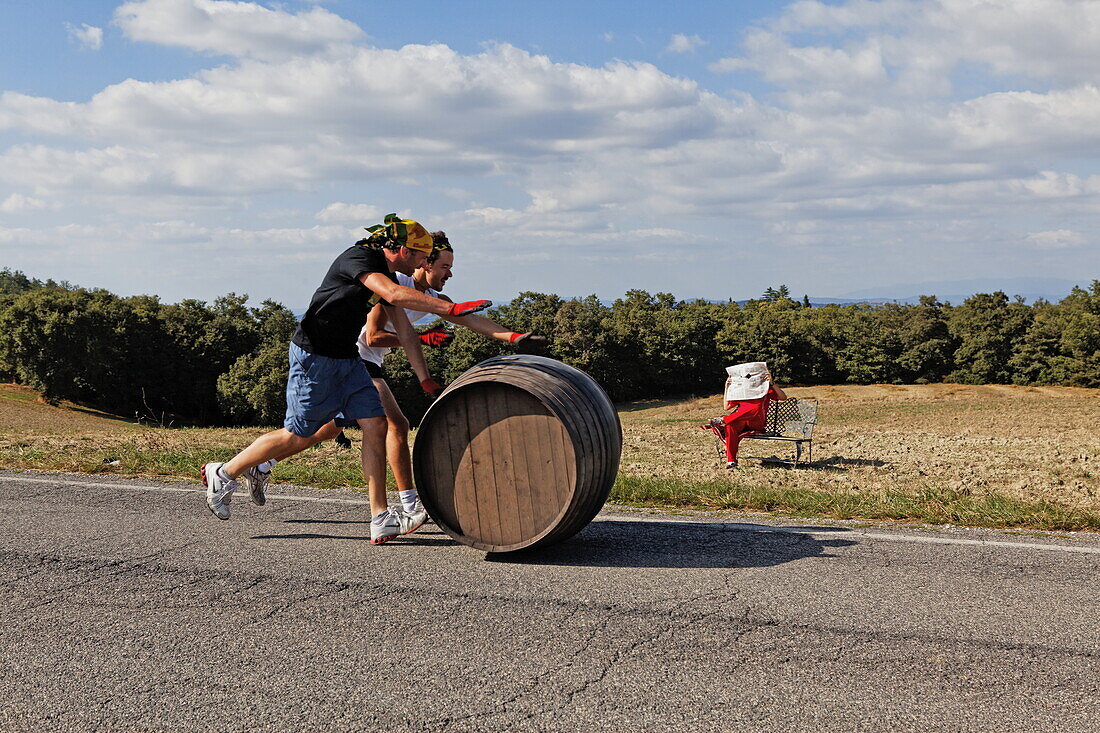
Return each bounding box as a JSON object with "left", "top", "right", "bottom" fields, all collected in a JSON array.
[
  {"left": 257, "top": 458, "right": 277, "bottom": 473},
  {"left": 399, "top": 490, "right": 419, "bottom": 511},
  {"left": 216, "top": 466, "right": 234, "bottom": 483},
  {"left": 371, "top": 510, "right": 390, "bottom": 525}
]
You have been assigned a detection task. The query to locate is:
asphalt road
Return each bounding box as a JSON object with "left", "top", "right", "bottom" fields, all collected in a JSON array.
[{"left": 1, "top": 470, "right": 1098, "bottom": 732}]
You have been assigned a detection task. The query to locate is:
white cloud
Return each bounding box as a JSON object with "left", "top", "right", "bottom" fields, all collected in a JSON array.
[
  {"left": 0, "top": 40, "right": 717, "bottom": 202},
  {"left": 114, "top": 0, "right": 363, "bottom": 60},
  {"left": 665, "top": 34, "right": 706, "bottom": 54},
  {"left": 0, "top": 193, "right": 51, "bottom": 213},
  {"left": 710, "top": 30, "right": 888, "bottom": 94},
  {"left": 627, "top": 227, "right": 701, "bottom": 240},
  {"left": 315, "top": 202, "right": 382, "bottom": 223},
  {"left": 66, "top": 23, "right": 104, "bottom": 51},
  {"left": 0, "top": 0, "right": 1096, "bottom": 303},
  {"left": 5, "top": 7, "right": 1096, "bottom": 230},
  {"left": 713, "top": 0, "right": 1100, "bottom": 95},
  {"left": 1026, "top": 229, "right": 1086, "bottom": 249},
  {"left": 0, "top": 219, "right": 361, "bottom": 301}
]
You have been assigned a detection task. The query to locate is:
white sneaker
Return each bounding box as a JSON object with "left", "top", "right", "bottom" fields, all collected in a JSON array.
[
  {"left": 370, "top": 506, "right": 428, "bottom": 545},
  {"left": 243, "top": 462, "right": 272, "bottom": 506},
  {"left": 401, "top": 503, "right": 429, "bottom": 533},
  {"left": 201, "top": 462, "right": 238, "bottom": 520},
  {"left": 404, "top": 500, "right": 432, "bottom": 525}
]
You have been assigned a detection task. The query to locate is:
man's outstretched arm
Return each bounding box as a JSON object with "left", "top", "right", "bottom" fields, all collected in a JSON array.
[
  {"left": 366, "top": 302, "right": 452, "bottom": 349},
  {"left": 436, "top": 293, "right": 547, "bottom": 346},
  {"left": 361, "top": 273, "right": 491, "bottom": 317}
]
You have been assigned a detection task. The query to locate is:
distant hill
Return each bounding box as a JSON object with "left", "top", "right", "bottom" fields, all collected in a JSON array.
[
  {"left": 839, "top": 277, "right": 1080, "bottom": 305},
  {"left": 800, "top": 297, "right": 895, "bottom": 307},
  {"left": 291, "top": 276, "right": 1087, "bottom": 316}
]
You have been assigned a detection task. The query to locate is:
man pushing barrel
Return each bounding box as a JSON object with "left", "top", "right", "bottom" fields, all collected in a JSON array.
[
  {"left": 244, "top": 231, "right": 548, "bottom": 524},
  {"left": 343, "top": 230, "right": 546, "bottom": 515},
  {"left": 201, "top": 214, "right": 492, "bottom": 545}
]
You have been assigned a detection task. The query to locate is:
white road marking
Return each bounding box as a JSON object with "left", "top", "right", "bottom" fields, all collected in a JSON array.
[
  {"left": 0, "top": 473, "right": 372, "bottom": 505},
  {"left": 3, "top": 473, "right": 1100, "bottom": 555},
  {"left": 718, "top": 521, "right": 1100, "bottom": 555}
]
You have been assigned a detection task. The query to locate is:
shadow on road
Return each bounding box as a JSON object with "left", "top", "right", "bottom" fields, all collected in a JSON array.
[
  {"left": 487, "top": 520, "right": 857, "bottom": 569},
  {"left": 252, "top": 518, "right": 856, "bottom": 568},
  {"left": 250, "top": 521, "right": 454, "bottom": 546}
]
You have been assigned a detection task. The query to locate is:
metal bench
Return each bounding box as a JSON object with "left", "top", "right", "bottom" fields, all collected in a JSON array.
[{"left": 704, "top": 398, "right": 818, "bottom": 468}]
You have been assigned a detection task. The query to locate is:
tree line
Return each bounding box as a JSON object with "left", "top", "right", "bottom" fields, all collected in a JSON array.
[{"left": 0, "top": 268, "right": 1096, "bottom": 427}]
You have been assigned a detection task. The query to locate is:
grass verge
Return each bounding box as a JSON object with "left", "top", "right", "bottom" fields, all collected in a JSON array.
[
  {"left": 0, "top": 429, "right": 370, "bottom": 491},
  {"left": 4, "top": 381, "right": 1099, "bottom": 532},
  {"left": 611, "top": 474, "right": 1100, "bottom": 532},
  {"left": 5, "top": 433, "right": 1099, "bottom": 532}
]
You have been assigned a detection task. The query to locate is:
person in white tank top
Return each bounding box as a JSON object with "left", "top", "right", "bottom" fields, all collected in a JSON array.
[{"left": 249, "top": 232, "right": 548, "bottom": 516}]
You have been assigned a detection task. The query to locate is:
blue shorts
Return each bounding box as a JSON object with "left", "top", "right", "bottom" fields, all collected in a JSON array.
[
  {"left": 284, "top": 343, "right": 384, "bottom": 437},
  {"left": 333, "top": 360, "right": 385, "bottom": 428}
]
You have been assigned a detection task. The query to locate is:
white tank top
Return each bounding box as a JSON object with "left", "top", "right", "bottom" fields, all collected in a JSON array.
[{"left": 357, "top": 272, "right": 441, "bottom": 365}]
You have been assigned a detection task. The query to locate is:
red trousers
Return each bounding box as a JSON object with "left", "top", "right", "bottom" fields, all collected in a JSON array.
[{"left": 715, "top": 397, "right": 769, "bottom": 463}]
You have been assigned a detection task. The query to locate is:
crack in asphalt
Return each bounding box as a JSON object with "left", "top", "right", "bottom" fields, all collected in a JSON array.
[
  {"left": 6, "top": 541, "right": 204, "bottom": 611},
  {"left": 422, "top": 598, "right": 596, "bottom": 732},
  {"left": 426, "top": 572, "right": 752, "bottom": 730},
  {"left": 252, "top": 581, "right": 355, "bottom": 621},
  {"left": 5, "top": 544, "right": 1097, "bottom": 664}
]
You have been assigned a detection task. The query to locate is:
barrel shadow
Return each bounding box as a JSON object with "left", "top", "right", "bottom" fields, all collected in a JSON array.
[
  {"left": 486, "top": 520, "right": 856, "bottom": 569},
  {"left": 249, "top": 525, "right": 454, "bottom": 546}
]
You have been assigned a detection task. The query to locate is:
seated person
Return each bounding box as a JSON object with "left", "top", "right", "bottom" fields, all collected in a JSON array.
[{"left": 711, "top": 369, "right": 786, "bottom": 469}]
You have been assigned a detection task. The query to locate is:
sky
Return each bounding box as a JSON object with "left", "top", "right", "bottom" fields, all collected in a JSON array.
[{"left": 0, "top": 0, "right": 1098, "bottom": 308}]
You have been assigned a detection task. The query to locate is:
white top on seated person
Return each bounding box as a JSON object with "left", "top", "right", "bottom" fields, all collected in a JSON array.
[{"left": 723, "top": 362, "right": 787, "bottom": 410}]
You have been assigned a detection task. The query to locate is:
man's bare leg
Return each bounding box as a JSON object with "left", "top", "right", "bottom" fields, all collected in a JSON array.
[
  {"left": 361, "top": 411, "right": 426, "bottom": 543},
  {"left": 261, "top": 421, "right": 343, "bottom": 464},
  {"left": 373, "top": 379, "right": 413, "bottom": 492},
  {"left": 222, "top": 428, "right": 319, "bottom": 479},
  {"left": 357, "top": 415, "right": 390, "bottom": 517}
]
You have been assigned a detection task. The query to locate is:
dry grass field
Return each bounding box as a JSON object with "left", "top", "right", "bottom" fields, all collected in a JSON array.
[
  {"left": 622, "top": 383, "right": 1100, "bottom": 515},
  {"left": 1, "top": 382, "right": 1098, "bottom": 528}
]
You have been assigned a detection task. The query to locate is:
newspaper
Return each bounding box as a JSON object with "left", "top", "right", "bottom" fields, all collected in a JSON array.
[{"left": 724, "top": 362, "right": 770, "bottom": 402}]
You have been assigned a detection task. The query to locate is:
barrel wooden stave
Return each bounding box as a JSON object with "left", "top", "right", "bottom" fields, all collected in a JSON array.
[
  {"left": 454, "top": 361, "right": 616, "bottom": 546},
  {"left": 412, "top": 355, "right": 620, "bottom": 552},
  {"left": 416, "top": 382, "right": 575, "bottom": 551}
]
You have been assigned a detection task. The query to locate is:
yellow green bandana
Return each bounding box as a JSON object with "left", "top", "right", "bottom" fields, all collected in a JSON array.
[{"left": 364, "top": 213, "right": 434, "bottom": 253}]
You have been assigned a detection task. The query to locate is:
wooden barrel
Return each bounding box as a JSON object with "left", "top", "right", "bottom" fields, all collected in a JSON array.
[{"left": 411, "top": 355, "right": 621, "bottom": 553}]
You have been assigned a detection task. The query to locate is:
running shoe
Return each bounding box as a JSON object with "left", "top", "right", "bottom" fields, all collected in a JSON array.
[
  {"left": 402, "top": 503, "right": 429, "bottom": 533},
  {"left": 370, "top": 506, "right": 428, "bottom": 545},
  {"left": 201, "top": 462, "right": 238, "bottom": 520},
  {"left": 243, "top": 461, "right": 273, "bottom": 506},
  {"left": 405, "top": 499, "right": 432, "bottom": 525}
]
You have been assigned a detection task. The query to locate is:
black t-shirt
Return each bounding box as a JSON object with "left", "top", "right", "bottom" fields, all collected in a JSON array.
[{"left": 291, "top": 246, "right": 398, "bottom": 358}]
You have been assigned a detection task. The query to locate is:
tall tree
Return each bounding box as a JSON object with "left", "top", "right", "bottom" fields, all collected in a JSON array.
[{"left": 948, "top": 292, "right": 1033, "bottom": 384}]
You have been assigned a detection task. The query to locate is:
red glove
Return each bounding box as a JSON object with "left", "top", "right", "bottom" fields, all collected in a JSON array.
[
  {"left": 418, "top": 327, "right": 453, "bottom": 347},
  {"left": 420, "top": 379, "right": 443, "bottom": 397},
  {"left": 447, "top": 299, "right": 492, "bottom": 317},
  {"left": 509, "top": 332, "right": 548, "bottom": 345},
  {"left": 510, "top": 332, "right": 549, "bottom": 353}
]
